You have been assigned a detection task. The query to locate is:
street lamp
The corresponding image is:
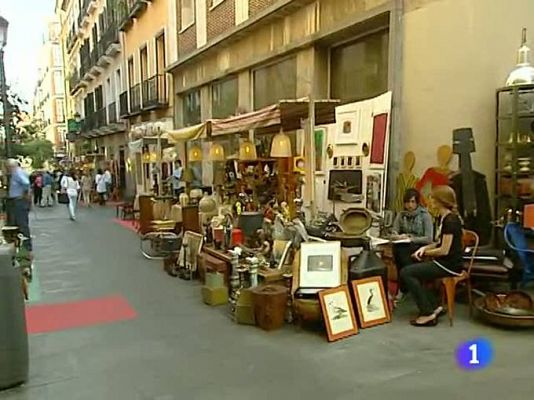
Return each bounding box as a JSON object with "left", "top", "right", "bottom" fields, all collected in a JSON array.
[{"left": 0, "top": 14, "right": 11, "bottom": 158}]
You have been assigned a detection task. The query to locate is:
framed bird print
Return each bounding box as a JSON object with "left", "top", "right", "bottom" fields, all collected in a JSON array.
[
  {"left": 319, "top": 285, "right": 359, "bottom": 342},
  {"left": 351, "top": 277, "right": 391, "bottom": 329}
]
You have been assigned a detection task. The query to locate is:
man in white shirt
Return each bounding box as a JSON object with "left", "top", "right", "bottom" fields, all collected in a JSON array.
[
  {"left": 172, "top": 160, "right": 186, "bottom": 196},
  {"left": 103, "top": 166, "right": 113, "bottom": 197}
]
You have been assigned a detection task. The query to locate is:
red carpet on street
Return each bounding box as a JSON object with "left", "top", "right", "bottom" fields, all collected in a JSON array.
[
  {"left": 112, "top": 217, "right": 138, "bottom": 233},
  {"left": 26, "top": 295, "right": 137, "bottom": 334}
]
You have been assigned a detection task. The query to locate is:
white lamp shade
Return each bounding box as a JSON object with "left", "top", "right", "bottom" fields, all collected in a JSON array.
[
  {"left": 239, "top": 140, "right": 257, "bottom": 160},
  {"left": 188, "top": 145, "right": 203, "bottom": 162},
  {"left": 209, "top": 143, "right": 225, "bottom": 161},
  {"left": 270, "top": 131, "right": 292, "bottom": 158}
]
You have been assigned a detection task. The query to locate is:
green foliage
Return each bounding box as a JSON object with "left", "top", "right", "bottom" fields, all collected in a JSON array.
[{"left": 12, "top": 139, "right": 54, "bottom": 169}]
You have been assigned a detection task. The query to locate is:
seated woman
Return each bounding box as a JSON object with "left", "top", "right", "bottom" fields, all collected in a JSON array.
[
  {"left": 392, "top": 188, "right": 433, "bottom": 300},
  {"left": 400, "top": 185, "right": 464, "bottom": 327}
]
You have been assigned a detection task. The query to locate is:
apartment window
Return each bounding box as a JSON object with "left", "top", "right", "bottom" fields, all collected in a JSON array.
[
  {"left": 183, "top": 89, "right": 201, "bottom": 127},
  {"left": 140, "top": 46, "right": 149, "bottom": 81},
  {"left": 52, "top": 45, "right": 62, "bottom": 67},
  {"left": 55, "top": 99, "right": 65, "bottom": 123},
  {"left": 210, "top": 0, "right": 225, "bottom": 8},
  {"left": 155, "top": 33, "right": 166, "bottom": 75},
  {"left": 127, "top": 57, "right": 134, "bottom": 86},
  {"left": 330, "top": 29, "right": 389, "bottom": 103},
  {"left": 181, "top": 0, "right": 195, "bottom": 30},
  {"left": 235, "top": 0, "right": 249, "bottom": 25},
  {"left": 54, "top": 71, "right": 64, "bottom": 95},
  {"left": 116, "top": 69, "right": 122, "bottom": 94},
  {"left": 253, "top": 57, "right": 297, "bottom": 110},
  {"left": 212, "top": 76, "right": 238, "bottom": 119}
]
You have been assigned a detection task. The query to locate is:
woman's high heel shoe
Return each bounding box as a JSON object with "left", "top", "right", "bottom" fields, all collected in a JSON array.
[{"left": 410, "top": 316, "right": 439, "bottom": 327}]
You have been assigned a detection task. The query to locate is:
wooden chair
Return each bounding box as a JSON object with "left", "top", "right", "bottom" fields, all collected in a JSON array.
[{"left": 440, "top": 229, "right": 479, "bottom": 326}]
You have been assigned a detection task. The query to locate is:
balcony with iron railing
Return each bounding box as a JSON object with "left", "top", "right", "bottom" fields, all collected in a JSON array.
[
  {"left": 95, "top": 107, "right": 107, "bottom": 129},
  {"left": 80, "top": 42, "right": 91, "bottom": 79},
  {"left": 142, "top": 74, "right": 169, "bottom": 110},
  {"left": 68, "top": 70, "right": 84, "bottom": 94},
  {"left": 81, "top": 112, "right": 96, "bottom": 137},
  {"left": 119, "top": 91, "right": 129, "bottom": 117},
  {"left": 108, "top": 102, "right": 118, "bottom": 124},
  {"left": 99, "top": 17, "right": 120, "bottom": 59},
  {"left": 118, "top": 0, "right": 152, "bottom": 32},
  {"left": 130, "top": 83, "right": 142, "bottom": 114},
  {"left": 78, "top": 0, "right": 97, "bottom": 29}
]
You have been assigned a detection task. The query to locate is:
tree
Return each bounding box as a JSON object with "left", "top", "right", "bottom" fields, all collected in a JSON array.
[{"left": 1, "top": 89, "right": 55, "bottom": 168}]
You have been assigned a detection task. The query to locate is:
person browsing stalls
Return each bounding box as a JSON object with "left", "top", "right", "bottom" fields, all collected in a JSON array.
[{"left": 400, "top": 185, "right": 464, "bottom": 327}]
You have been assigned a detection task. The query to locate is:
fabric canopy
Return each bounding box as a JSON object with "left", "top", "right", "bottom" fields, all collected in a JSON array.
[
  {"left": 210, "top": 99, "right": 339, "bottom": 137},
  {"left": 165, "top": 123, "right": 208, "bottom": 144}
]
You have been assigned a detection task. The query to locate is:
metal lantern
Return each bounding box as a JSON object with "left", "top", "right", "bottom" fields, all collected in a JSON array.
[{"left": 506, "top": 28, "right": 534, "bottom": 86}]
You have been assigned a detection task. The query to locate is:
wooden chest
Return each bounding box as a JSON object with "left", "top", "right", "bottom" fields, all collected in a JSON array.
[{"left": 198, "top": 252, "right": 230, "bottom": 286}]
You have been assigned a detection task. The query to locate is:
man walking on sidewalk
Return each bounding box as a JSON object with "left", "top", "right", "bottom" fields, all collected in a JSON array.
[
  {"left": 5, "top": 159, "right": 32, "bottom": 254},
  {"left": 41, "top": 170, "right": 54, "bottom": 207}
]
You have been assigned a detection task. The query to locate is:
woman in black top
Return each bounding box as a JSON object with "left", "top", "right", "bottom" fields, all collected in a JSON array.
[{"left": 400, "top": 185, "right": 464, "bottom": 327}]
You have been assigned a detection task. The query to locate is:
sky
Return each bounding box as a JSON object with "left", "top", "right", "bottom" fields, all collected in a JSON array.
[{"left": 1, "top": 0, "right": 55, "bottom": 108}]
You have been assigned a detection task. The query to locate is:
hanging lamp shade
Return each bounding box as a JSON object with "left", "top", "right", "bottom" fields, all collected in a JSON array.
[
  {"left": 188, "top": 145, "right": 203, "bottom": 162},
  {"left": 270, "top": 130, "right": 292, "bottom": 158},
  {"left": 182, "top": 167, "right": 194, "bottom": 183},
  {"left": 209, "top": 143, "right": 225, "bottom": 161},
  {"left": 239, "top": 140, "right": 257, "bottom": 160}
]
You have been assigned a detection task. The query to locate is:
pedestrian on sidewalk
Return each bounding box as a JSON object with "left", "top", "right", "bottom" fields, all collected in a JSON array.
[
  {"left": 61, "top": 169, "right": 81, "bottom": 221},
  {"left": 32, "top": 172, "right": 43, "bottom": 207},
  {"left": 95, "top": 168, "right": 107, "bottom": 206},
  {"left": 41, "top": 170, "right": 54, "bottom": 207},
  {"left": 5, "top": 159, "right": 32, "bottom": 253},
  {"left": 80, "top": 170, "right": 93, "bottom": 207}
]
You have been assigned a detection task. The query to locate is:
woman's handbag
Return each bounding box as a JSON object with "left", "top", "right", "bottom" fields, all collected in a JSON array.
[{"left": 58, "top": 191, "right": 69, "bottom": 204}]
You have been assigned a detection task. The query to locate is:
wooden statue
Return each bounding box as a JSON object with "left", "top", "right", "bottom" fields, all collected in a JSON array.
[
  {"left": 394, "top": 151, "right": 418, "bottom": 212},
  {"left": 416, "top": 145, "right": 454, "bottom": 211},
  {"left": 450, "top": 128, "right": 492, "bottom": 245}
]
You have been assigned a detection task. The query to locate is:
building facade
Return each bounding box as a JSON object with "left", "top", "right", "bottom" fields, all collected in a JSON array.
[
  {"left": 118, "top": 0, "right": 177, "bottom": 195},
  {"left": 167, "top": 0, "right": 534, "bottom": 208},
  {"left": 33, "top": 16, "right": 67, "bottom": 157},
  {"left": 58, "top": 0, "right": 128, "bottom": 193}
]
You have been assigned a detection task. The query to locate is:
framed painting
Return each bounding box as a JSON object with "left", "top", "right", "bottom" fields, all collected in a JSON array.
[
  {"left": 299, "top": 241, "right": 342, "bottom": 289},
  {"left": 351, "top": 277, "right": 391, "bottom": 329},
  {"left": 335, "top": 109, "right": 360, "bottom": 145},
  {"left": 180, "top": 231, "right": 204, "bottom": 272},
  {"left": 370, "top": 113, "right": 389, "bottom": 166},
  {"left": 314, "top": 128, "right": 326, "bottom": 173},
  {"left": 319, "top": 285, "right": 359, "bottom": 342}
]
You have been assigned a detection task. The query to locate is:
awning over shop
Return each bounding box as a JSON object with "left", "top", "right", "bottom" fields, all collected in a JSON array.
[
  {"left": 210, "top": 99, "right": 340, "bottom": 137},
  {"left": 165, "top": 123, "right": 208, "bottom": 144}
]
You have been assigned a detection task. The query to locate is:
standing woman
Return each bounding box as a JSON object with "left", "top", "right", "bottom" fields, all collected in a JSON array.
[
  {"left": 400, "top": 185, "right": 464, "bottom": 327},
  {"left": 61, "top": 169, "right": 81, "bottom": 221},
  {"left": 80, "top": 170, "right": 93, "bottom": 207},
  {"left": 95, "top": 168, "right": 107, "bottom": 206}
]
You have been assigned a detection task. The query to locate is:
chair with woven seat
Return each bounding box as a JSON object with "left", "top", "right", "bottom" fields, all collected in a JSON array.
[{"left": 440, "top": 229, "right": 479, "bottom": 326}]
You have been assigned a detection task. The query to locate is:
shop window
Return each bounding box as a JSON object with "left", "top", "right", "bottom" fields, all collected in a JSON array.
[
  {"left": 330, "top": 29, "right": 389, "bottom": 103},
  {"left": 253, "top": 57, "right": 297, "bottom": 110},
  {"left": 181, "top": 0, "right": 195, "bottom": 30},
  {"left": 212, "top": 76, "right": 238, "bottom": 119},
  {"left": 183, "top": 90, "right": 201, "bottom": 127}
]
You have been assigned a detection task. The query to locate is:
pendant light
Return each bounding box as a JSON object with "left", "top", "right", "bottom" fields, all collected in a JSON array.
[
  {"left": 239, "top": 139, "right": 257, "bottom": 161},
  {"left": 188, "top": 145, "right": 203, "bottom": 162},
  {"left": 270, "top": 129, "right": 292, "bottom": 158},
  {"left": 209, "top": 143, "right": 225, "bottom": 161}
]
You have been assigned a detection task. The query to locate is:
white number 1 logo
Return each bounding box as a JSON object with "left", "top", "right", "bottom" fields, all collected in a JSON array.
[{"left": 469, "top": 344, "right": 480, "bottom": 365}]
